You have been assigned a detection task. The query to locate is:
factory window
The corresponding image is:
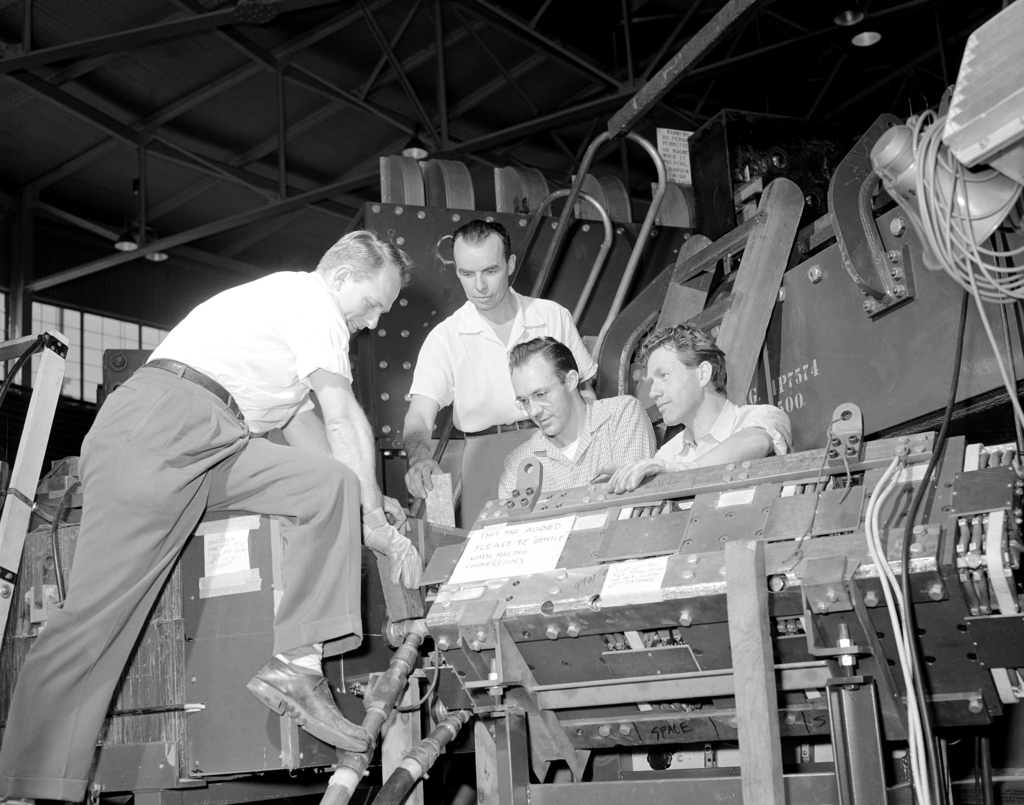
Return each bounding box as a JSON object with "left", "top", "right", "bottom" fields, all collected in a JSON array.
[{"left": 27, "top": 303, "right": 168, "bottom": 403}]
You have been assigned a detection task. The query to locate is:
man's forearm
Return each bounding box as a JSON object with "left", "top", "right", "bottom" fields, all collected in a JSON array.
[
  {"left": 326, "top": 417, "right": 383, "bottom": 514},
  {"left": 403, "top": 424, "right": 434, "bottom": 465}
]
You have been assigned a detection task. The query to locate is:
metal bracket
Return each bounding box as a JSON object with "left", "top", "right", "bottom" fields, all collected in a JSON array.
[
  {"left": 828, "top": 403, "right": 864, "bottom": 467},
  {"left": 503, "top": 459, "right": 544, "bottom": 520},
  {"left": 829, "top": 113, "right": 917, "bottom": 318}
]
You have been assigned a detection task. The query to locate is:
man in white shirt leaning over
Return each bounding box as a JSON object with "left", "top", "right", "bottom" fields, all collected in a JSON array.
[{"left": 604, "top": 323, "right": 792, "bottom": 493}]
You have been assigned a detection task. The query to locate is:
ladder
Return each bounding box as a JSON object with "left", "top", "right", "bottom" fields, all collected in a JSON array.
[{"left": 0, "top": 331, "right": 68, "bottom": 643}]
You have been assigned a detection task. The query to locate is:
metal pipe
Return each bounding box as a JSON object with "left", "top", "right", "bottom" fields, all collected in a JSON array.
[
  {"left": 592, "top": 131, "right": 667, "bottom": 359},
  {"left": 527, "top": 189, "right": 613, "bottom": 324},
  {"left": 277, "top": 63, "right": 287, "bottom": 198},
  {"left": 530, "top": 131, "right": 612, "bottom": 299},
  {"left": 372, "top": 709, "right": 472, "bottom": 805},
  {"left": 320, "top": 620, "right": 430, "bottom": 805},
  {"left": 137, "top": 135, "right": 147, "bottom": 247}
]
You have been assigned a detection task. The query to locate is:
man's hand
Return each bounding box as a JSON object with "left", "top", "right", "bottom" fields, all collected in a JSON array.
[
  {"left": 405, "top": 457, "right": 442, "bottom": 499},
  {"left": 601, "top": 458, "right": 671, "bottom": 494},
  {"left": 363, "top": 520, "right": 423, "bottom": 588},
  {"left": 382, "top": 495, "right": 409, "bottom": 534}
]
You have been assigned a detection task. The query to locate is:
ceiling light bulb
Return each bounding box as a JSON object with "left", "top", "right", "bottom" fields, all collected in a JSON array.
[
  {"left": 114, "top": 230, "right": 138, "bottom": 252},
  {"left": 852, "top": 31, "right": 881, "bottom": 47},
  {"left": 145, "top": 251, "right": 169, "bottom": 262},
  {"left": 834, "top": 9, "right": 865, "bottom": 26}
]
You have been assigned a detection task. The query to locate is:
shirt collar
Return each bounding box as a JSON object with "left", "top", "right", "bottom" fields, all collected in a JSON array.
[
  {"left": 530, "top": 398, "right": 600, "bottom": 463},
  {"left": 454, "top": 289, "right": 544, "bottom": 336},
  {"left": 681, "top": 399, "right": 738, "bottom": 447}
]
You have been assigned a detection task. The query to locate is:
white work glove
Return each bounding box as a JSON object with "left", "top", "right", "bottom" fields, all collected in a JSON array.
[
  {"left": 363, "top": 509, "right": 422, "bottom": 589},
  {"left": 382, "top": 495, "right": 409, "bottom": 534}
]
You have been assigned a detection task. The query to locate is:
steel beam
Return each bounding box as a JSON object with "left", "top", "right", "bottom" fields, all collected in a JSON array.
[
  {"left": 447, "top": 52, "right": 545, "bottom": 119},
  {"left": 805, "top": 46, "right": 849, "bottom": 120},
  {"left": 453, "top": 6, "right": 538, "bottom": 114},
  {"left": 359, "top": 0, "right": 422, "bottom": 101},
  {"left": 9, "top": 72, "right": 361, "bottom": 219},
  {"left": 434, "top": 0, "right": 448, "bottom": 146},
  {"left": 24, "top": 140, "right": 119, "bottom": 191},
  {"left": 608, "top": 0, "right": 760, "bottom": 137},
  {"left": 35, "top": 202, "right": 264, "bottom": 278},
  {"left": 0, "top": 0, "right": 345, "bottom": 75},
  {"left": 360, "top": 0, "right": 437, "bottom": 142},
  {"left": 639, "top": 0, "right": 704, "bottom": 82},
  {"left": 822, "top": 15, "right": 981, "bottom": 118},
  {"left": 460, "top": 0, "right": 620, "bottom": 89},
  {"left": 534, "top": 663, "right": 829, "bottom": 710},
  {"left": 221, "top": 211, "right": 304, "bottom": 257},
  {"left": 12, "top": 3, "right": 386, "bottom": 194},
  {"left": 27, "top": 168, "right": 376, "bottom": 292},
  {"left": 451, "top": 88, "right": 635, "bottom": 155},
  {"left": 529, "top": 773, "right": 839, "bottom": 805}
]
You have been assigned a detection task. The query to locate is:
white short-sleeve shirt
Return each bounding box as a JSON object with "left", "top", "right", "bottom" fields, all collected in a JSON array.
[
  {"left": 150, "top": 271, "right": 352, "bottom": 434},
  {"left": 409, "top": 289, "right": 598, "bottom": 433},
  {"left": 656, "top": 401, "right": 792, "bottom": 466}
]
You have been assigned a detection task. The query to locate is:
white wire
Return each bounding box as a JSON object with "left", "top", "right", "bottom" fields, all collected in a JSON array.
[
  {"left": 888, "top": 110, "right": 1024, "bottom": 304},
  {"left": 967, "top": 266, "right": 1024, "bottom": 434},
  {"left": 863, "top": 457, "right": 933, "bottom": 805}
]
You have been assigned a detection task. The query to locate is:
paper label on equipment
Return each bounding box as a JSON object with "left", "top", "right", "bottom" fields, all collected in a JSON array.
[
  {"left": 574, "top": 511, "right": 609, "bottom": 531},
  {"left": 717, "top": 487, "right": 756, "bottom": 508},
  {"left": 600, "top": 555, "right": 669, "bottom": 605},
  {"left": 897, "top": 464, "right": 928, "bottom": 483},
  {"left": 204, "top": 528, "right": 252, "bottom": 577},
  {"left": 196, "top": 515, "right": 261, "bottom": 535},
  {"left": 656, "top": 128, "right": 693, "bottom": 185},
  {"left": 449, "top": 515, "right": 576, "bottom": 584}
]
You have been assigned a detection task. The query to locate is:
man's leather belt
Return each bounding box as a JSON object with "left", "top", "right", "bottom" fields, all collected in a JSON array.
[
  {"left": 146, "top": 359, "right": 243, "bottom": 420},
  {"left": 456, "top": 419, "right": 538, "bottom": 438}
]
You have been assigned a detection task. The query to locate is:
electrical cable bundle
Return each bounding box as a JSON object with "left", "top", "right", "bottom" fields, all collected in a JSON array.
[
  {"left": 894, "top": 111, "right": 1024, "bottom": 303},
  {"left": 864, "top": 455, "right": 932, "bottom": 805}
]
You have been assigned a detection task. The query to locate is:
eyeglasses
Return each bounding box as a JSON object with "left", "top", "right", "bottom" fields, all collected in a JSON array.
[{"left": 514, "top": 380, "right": 563, "bottom": 411}]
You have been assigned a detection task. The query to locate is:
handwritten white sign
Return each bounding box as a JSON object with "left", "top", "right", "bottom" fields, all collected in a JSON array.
[
  {"left": 656, "top": 127, "right": 694, "bottom": 186},
  {"left": 449, "top": 515, "right": 576, "bottom": 584},
  {"left": 204, "top": 529, "right": 251, "bottom": 577},
  {"left": 601, "top": 555, "right": 669, "bottom": 606}
]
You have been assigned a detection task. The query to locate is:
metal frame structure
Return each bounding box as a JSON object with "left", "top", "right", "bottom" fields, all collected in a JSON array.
[{"left": 0, "top": 331, "right": 67, "bottom": 642}]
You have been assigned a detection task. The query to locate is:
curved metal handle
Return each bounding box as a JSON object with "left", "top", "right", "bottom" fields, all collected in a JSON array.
[
  {"left": 527, "top": 188, "right": 615, "bottom": 324},
  {"left": 593, "top": 131, "right": 668, "bottom": 359}
]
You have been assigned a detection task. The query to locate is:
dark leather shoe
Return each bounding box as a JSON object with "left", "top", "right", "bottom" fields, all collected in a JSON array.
[{"left": 246, "top": 657, "right": 371, "bottom": 751}]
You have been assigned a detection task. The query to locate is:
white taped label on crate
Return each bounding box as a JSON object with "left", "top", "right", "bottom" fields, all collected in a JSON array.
[
  {"left": 449, "top": 515, "right": 576, "bottom": 584},
  {"left": 574, "top": 511, "right": 609, "bottom": 531},
  {"left": 601, "top": 555, "right": 669, "bottom": 606},
  {"left": 717, "top": 487, "right": 757, "bottom": 508},
  {"left": 199, "top": 515, "right": 261, "bottom": 597}
]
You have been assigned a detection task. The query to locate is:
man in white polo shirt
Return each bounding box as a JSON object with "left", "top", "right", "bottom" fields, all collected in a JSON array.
[
  {"left": 604, "top": 323, "right": 792, "bottom": 493},
  {"left": 403, "top": 219, "right": 597, "bottom": 526},
  {"left": 0, "top": 231, "right": 421, "bottom": 804}
]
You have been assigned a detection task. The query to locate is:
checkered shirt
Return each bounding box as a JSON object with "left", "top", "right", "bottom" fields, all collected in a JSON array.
[{"left": 498, "top": 395, "right": 656, "bottom": 499}]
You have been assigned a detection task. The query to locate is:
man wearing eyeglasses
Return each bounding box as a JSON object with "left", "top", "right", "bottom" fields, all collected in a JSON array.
[
  {"left": 498, "top": 337, "right": 655, "bottom": 499},
  {"left": 403, "top": 220, "right": 597, "bottom": 526}
]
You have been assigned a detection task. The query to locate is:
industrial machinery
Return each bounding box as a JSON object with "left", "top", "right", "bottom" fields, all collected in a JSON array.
[
  {"left": 4, "top": 3, "right": 1024, "bottom": 804},
  {"left": 419, "top": 424, "right": 1022, "bottom": 805}
]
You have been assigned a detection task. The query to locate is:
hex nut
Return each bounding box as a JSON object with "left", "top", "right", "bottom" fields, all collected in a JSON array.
[
  {"left": 807, "top": 265, "right": 823, "bottom": 283},
  {"left": 545, "top": 625, "right": 560, "bottom": 640},
  {"left": 890, "top": 217, "right": 906, "bottom": 237}
]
